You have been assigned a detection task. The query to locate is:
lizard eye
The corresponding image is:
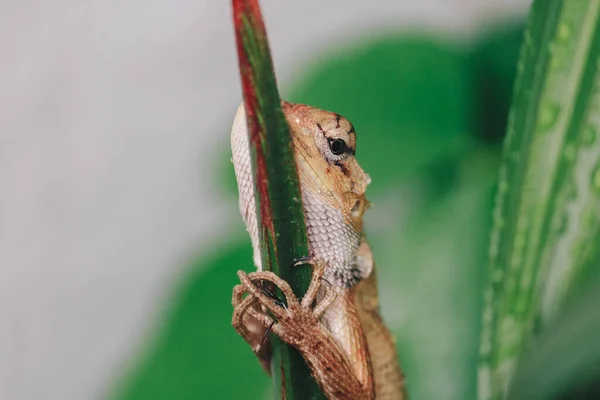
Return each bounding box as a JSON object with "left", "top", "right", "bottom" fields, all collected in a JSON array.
[{"left": 328, "top": 139, "right": 347, "bottom": 155}]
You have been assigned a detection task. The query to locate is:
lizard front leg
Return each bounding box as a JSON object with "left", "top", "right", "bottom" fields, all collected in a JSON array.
[{"left": 232, "top": 260, "right": 375, "bottom": 400}]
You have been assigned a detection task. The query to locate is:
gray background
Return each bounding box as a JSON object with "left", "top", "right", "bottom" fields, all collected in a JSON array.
[{"left": 1, "top": 1, "right": 528, "bottom": 399}]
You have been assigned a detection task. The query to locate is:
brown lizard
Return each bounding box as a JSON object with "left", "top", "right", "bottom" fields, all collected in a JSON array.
[{"left": 230, "top": 101, "right": 407, "bottom": 399}]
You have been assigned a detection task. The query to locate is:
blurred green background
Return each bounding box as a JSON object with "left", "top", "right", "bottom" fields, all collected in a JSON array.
[{"left": 111, "top": 21, "right": 526, "bottom": 400}]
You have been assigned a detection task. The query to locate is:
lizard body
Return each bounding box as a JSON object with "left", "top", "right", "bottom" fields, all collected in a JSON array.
[{"left": 230, "top": 101, "right": 406, "bottom": 399}]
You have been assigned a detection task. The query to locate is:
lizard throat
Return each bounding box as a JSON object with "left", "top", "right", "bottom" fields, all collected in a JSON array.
[{"left": 302, "top": 188, "right": 366, "bottom": 288}]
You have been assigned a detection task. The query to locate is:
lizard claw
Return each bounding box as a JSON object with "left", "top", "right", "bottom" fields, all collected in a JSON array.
[
  {"left": 291, "top": 257, "right": 336, "bottom": 312},
  {"left": 292, "top": 256, "right": 312, "bottom": 267}
]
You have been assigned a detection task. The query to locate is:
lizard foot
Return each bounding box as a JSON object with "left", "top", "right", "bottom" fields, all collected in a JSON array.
[
  {"left": 231, "top": 259, "right": 336, "bottom": 353},
  {"left": 231, "top": 261, "right": 376, "bottom": 400}
]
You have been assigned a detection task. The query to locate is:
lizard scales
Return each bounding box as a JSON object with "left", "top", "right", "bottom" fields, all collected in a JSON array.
[{"left": 231, "top": 101, "right": 406, "bottom": 399}]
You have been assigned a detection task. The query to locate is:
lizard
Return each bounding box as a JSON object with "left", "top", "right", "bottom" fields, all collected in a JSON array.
[{"left": 230, "top": 100, "right": 407, "bottom": 400}]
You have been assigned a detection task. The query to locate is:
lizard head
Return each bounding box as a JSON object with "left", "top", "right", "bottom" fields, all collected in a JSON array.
[
  {"left": 231, "top": 101, "right": 371, "bottom": 277},
  {"left": 282, "top": 102, "right": 370, "bottom": 232}
]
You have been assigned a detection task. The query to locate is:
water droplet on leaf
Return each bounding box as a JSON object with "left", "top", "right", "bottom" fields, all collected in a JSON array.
[
  {"left": 557, "top": 22, "right": 572, "bottom": 42},
  {"left": 537, "top": 102, "right": 560, "bottom": 131},
  {"left": 582, "top": 125, "right": 596, "bottom": 146}
]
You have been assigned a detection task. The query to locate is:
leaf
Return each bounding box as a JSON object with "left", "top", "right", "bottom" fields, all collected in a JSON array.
[
  {"left": 507, "top": 276, "right": 600, "bottom": 400},
  {"left": 231, "top": 1, "right": 325, "bottom": 398},
  {"left": 468, "top": 23, "right": 525, "bottom": 144},
  {"left": 110, "top": 244, "right": 268, "bottom": 400},
  {"left": 287, "top": 38, "right": 473, "bottom": 194},
  {"left": 478, "top": 1, "right": 600, "bottom": 398}
]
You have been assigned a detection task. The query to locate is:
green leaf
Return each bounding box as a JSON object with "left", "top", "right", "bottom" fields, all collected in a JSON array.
[
  {"left": 287, "top": 38, "right": 473, "bottom": 194},
  {"left": 468, "top": 23, "right": 525, "bottom": 144},
  {"left": 110, "top": 244, "right": 268, "bottom": 400},
  {"left": 478, "top": 1, "right": 600, "bottom": 398},
  {"left": 231, "top": 1, "right": 324, "bottom": 398},
  {"left": 508, "top": 276, "right": 600, "bottom": 400}
]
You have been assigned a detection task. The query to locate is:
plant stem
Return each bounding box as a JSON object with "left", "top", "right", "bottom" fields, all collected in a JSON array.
[{"left": 231, "top": 1, "right": 326, "bottom": 398}]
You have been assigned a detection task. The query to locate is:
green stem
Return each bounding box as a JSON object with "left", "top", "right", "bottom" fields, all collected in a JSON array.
[{"left": 231, "top": 1, "right": 326, "bottom": 399}]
